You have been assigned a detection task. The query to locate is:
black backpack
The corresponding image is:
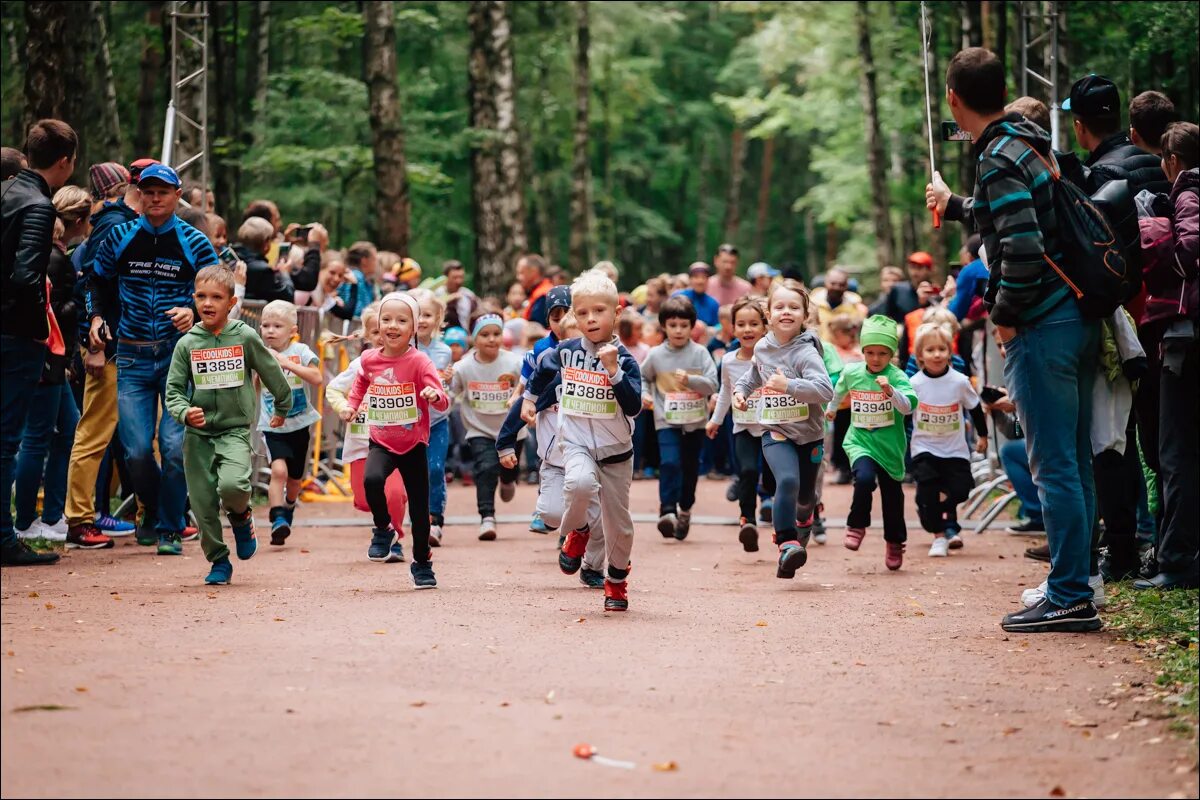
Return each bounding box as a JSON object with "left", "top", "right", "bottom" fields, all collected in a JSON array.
[{"left": 1022, "top": 146, "right": 1139, "bottom": 318}]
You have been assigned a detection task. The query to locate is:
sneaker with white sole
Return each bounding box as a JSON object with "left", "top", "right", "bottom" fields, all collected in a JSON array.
[
  {"left": 478, "top": 517, "right": 497, "bottom": 541},
  {"left": 18, "top": 520, "right": 68, "bottom": 542},
  {"left": 928, "top": 537, "right": 950, "bottom": 558},
  {"left": 41, "top": 519, "right": 69, "bottom": 539},
  {"left": 429, "top": 524, "right": 443, "bottom": 547},
  {"left": 1022, "top": 575, "right": 1105, "bottom": 609},
  {"left": 947, "top": 533, "right": 964, "bottom": 550}
]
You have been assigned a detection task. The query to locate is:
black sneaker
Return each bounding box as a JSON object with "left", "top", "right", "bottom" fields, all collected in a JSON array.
[
  {"left": 579, "top": 568, "right": 605, "bottom": 588},
  {"left": 1007, "top": 519, "right": 1046, "bottom": 534},
  {"left": 410, "top": 560, "right": 437, "bottom": 589},
  {"left": 759, "top": 500, "right": 773, "bottom": 524},
  {"left": 0, "top": 539, "right": 60, "bottom": 566},
  {"left": 1000, "top": 597, "right": 1102, "bottom": 633},
  {"left": 368, "top": 526, "right": 396, "bottom": 562},
  {"left": 776, "top": 541, "right": 807, "bottom": 579},
  {"left": 657, "top": 513, "right": 676, "bottom": 539},
  {"left": 738, "top": 518, "right": 759, "bottom": 553},
  {"left": 725, "top": 478, "right": 740, "bottom": 503},
  {"left": 675, "top": 511, "right": 692, "bottom": 541}
]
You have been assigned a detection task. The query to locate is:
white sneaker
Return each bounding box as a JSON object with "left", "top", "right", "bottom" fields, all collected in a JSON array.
[
  {"left": 41, "top": 519, "right": 68, "bottom": 540},
  {"left": 928, "top": 537, "right": 950, "bottom": 558},
  {"left": 947, "top": 533, "right": 964, "bottom": 550},
  {"left": 18, "top": 520, "right": 67, "bottom": 542},
  {"left": 478, "top": 517, "right": 497, "bottom": 541},
  {"left": 813, "top": 531, "right": 827, "bottom": 545},
  {"left": 428, "top": 524, "right": 443, "bottom": 547},
  {"left": 1021, "top": 575, "right": 1106, "bottom": 609},
  {"left": 14, "top": 521, "right": 39, "bottom": 540}
]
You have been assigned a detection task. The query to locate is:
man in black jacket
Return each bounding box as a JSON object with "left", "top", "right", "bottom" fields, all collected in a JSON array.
[
  {"left": 1, "top": 119, "right": 77, "bottom": 567},
  {"left": 1065, "top": 74, "right": 1170, "bottom": 196},
  {"left": 236, "top": 215, "right": 294, "bottom": 302}
]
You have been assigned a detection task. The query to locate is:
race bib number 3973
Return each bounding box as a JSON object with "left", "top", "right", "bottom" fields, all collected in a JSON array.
[
  {"left": 916, "top": 402, "right": 960, "bottom": 435},
  {"left": 560, "top": 367, "right": 617, "bottom": 419},
  {"left": 850, "top": 390, "right": 893, "bottom": 429},
  {"left": 367, "top": 382, "right": 418, "bottom": 426},
  {"left": 191, "top": 345, "right": 245, "bottom": 389}
]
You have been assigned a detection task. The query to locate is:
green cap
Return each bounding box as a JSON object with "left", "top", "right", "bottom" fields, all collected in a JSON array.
[{"left": 860, "top": 315, "right": 899, "bottom": 354}]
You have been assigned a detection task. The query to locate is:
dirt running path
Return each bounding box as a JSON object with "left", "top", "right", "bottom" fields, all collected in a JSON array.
[{"left": 2, "top": 479, "right": 1196, "bottom": 798}]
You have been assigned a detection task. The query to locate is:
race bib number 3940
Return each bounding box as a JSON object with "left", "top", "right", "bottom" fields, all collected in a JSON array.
[
  {"left": 191, "top": 345, "right": 245, "bottom": 389},
  {"left": 850, "top": 390, "right": 893, "bottom": 429},
  {"left": 367, "top": 382, "right": 418, "bottom": 426},
  {"left": 560, "top": 367, "right": 617, "bottom": 419}
]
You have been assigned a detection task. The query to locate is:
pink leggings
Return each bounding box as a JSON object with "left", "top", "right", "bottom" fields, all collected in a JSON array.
[{"left": 350, "top": 459, "right": 408, "bottom": 538}]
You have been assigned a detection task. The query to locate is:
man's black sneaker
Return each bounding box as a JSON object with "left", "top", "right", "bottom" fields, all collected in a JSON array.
[
  {"left": 674, "top": 511, "right": 692, "bottom": 541},
  {"left": 0, "top": 539, "right": 60, "bottom": 567},
  {"left": 1099, "top": 553, "right": 1140, "bottom": 583},
  {"left": 368, "top": 526, "right": 396, "bottom": 562},
  {"left": 1024, "top": 543, "right": 1051, "bottom": 562},
  {"left": 410, "top": 560, "right": 437, "bottom": 589},
  {"left": 1007, "top": 519, "right": 1046, "bottom": 534},
  {"left": 1132, "top": 572, "right": 1199, "bottom": 591},
  {"left": 579, "top": 568, "right": 605, "bottom": 588},
  {"left": 1000, "top": 597, "right": 1102, "bottom": 633},
  {"left": 776, "top": 541, "right": 807, "bottom": 579},
  {"left": 725, "top": 478, "right": 740, "bottom": 503}
]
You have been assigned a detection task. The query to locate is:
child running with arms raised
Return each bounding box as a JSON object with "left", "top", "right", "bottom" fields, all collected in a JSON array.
[
  {"left": 827, "top": 315, "right": 917, "bottom": 570},
  {"left": 523, "top": 271, "right": 643, "bottom": 611},
  {"left": 342, "top": 293, "right": 448, "bottom": 588},
  {"left": 732, "top": 280, "right": 834, "bottom": 579}
]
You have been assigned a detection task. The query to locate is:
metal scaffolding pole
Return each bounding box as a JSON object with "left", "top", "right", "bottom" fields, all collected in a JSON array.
[
  {"left": 1018, "top": 1, "right": 1062, "bottom": 151},
  {"left": 162, "top": 1, "right": 209, "bottom": 195}
]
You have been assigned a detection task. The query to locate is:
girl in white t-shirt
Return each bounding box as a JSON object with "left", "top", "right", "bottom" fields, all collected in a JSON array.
[{"left": 908, "top": 323, "right": 989, "bottom": 558}]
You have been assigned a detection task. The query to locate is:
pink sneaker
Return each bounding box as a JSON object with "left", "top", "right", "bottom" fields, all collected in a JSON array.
[
  {"left": 844, "top": 527, "right": 866, "bottom": 551},
  {"left": 885, "top": 541, "right": 904, "bottom": 571}
]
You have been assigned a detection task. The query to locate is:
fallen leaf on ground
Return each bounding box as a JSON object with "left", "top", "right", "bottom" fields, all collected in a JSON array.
[
  {"left": 374, "top": 630, "right": 387, "bottom": 635},
  {"left": 1065, "top": 717, "right": 1097, "bottom": 728},
  {"left": 27, "top": 592, "right": 38, "bottom": 598},
  {"left": 1049, "top": 786, "right": 1066, "bottom": 797},
  {"left": 409, "top": 701, "right": 426, "bottom": 708},
  {"left": 13, "top": 704, "right": 74, "bottom": 713},
  {"left": 652, "top": 761, "right": 679, "bottom": 772},
  {"left": 300, "top": 549, "right": 310, "bottom": 554},
  {"left": 500, "top": 701, "right": 510, "bottom": 707},
  {"left": 273, "top": 617, "right": 285, "bottom": 622},
  {"left": 74, "top": 686, "right": 87, "bottom": 693},
  {"left": 1002, "top": 727, "right": 1021, "bottom": 736},
  {"left": 755, "top": 620, "right": 768, "bottom": 627},
  {"left": 44, "top": 603, "right": 55, "bottom": 610}
]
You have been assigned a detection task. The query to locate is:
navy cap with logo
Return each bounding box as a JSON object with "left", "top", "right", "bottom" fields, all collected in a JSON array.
[
  {"left": 546, "top": 285, "right": 572, "bottom": 312},
  {"left": 1062, "top": 74, "right": 1120, "bottom": 116},
  {"left": 136, "top": 163, "right": 182, "bottom": 188}
]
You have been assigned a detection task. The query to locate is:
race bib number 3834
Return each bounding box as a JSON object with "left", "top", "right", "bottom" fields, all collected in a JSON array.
[
  {"left": 191, "top": 345, "right": 245, "bottom": 389},
  {"left": 850, "top": 390, "right": 894, "bottom": 429},
  {"left": 759, "top": 387, "right": 809, "bottom": 425},
  {"left": 561, "top": 367, "right": 617, "bottom": 419},
  {"left": 367, "top": 382, "right": 418, "bottom": 426}
]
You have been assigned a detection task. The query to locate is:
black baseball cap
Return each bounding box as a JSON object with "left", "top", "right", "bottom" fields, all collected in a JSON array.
[
  {"left": 547, "top": 285, "right": 572, "bottom": 312},
  {"left": 1063, "top": 74, "right": 1120, "bottom": 116}
]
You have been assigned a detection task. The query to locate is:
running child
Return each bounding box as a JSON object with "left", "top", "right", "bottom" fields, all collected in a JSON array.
[
  {"left": 257, "top": 299, "right": 324, "bottom": 546},
  {"left": 732, "top": 280, "right": 834, "bottom": 579},
  {"left": 164, "top": 266, "right": 292, "bottom": 585},
  {"left": 523, "top": 271, "right": 643, "bottom": 611},
  {"left": 449, "top": 314, "right": 524, "bottom": 540},
  {"left": 909, "top": 322, "right": 988, "bottom": 557},
  {"left": 325, "top": 302, "right": 409, "bottom": 563},
  {"left": 342, "top": 292, "right": 448, "bottom": 588},
  {"left": 707, "top": 295, "right": 776, "bottom": 552},
  {"left": 640, "top": 296, "right": 719, "bottom": 540},
  {"left": 408, "top": 288, "right": 454, "bottom": 546},
  {"left": 827, "top": 314, "right": 917, "bottom": 570}
]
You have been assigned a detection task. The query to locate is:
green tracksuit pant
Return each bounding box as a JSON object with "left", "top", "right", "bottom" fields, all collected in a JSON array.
[{"left": 184, "top": 428, "right": 253, "bottom": 563}]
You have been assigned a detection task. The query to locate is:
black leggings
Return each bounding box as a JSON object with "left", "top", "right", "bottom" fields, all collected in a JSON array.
[
  {"left": 364, "top": 441, "right": 431, "bottom": 562},
  {"left": 734, "top": 431, "right": 777, "bottom": 521},
  {"left": 847, "top": 456, "right": 907, "bottom": 544},
  {"left": 831, "top": 408, "right": 852, "bottom": 473},
  {"left": 468, "top": 436, "right": 519, "bottom": 518},
  {"left": 910, "top": 453, "right": 973, "bottom": 534}
]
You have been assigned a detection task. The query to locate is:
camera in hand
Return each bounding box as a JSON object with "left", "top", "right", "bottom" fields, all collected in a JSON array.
[
  {"left": 218, "top": 246, "right": 239, "bottom": 269},
  {"left": 941, "top": 121, "right": 973, "bottom": 142}
]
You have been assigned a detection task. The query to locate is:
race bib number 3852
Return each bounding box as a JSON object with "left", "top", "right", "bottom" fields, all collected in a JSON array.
[
  {"left": 367, "top": 382, "right": 418, "bottom": 426},
  {"left": 916, "top": 402, "right": 960, "bottom": 435},
  {"left": 191, "top": 345, "right": 245, "bottom": 389},
  {"left": 561, "top": 367, "right": 617, "bottom": 419},
  {"left": 850, "top": 390, "right": 893, "bottom": 429}
]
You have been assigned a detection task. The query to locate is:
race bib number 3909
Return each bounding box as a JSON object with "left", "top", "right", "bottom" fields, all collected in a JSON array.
[
  {"left": 367, "top": 382, "right": 418, "bottom": 426},
  {"left": 916, "top": 402, "right": 960, "bottom": 435},
  {"left": 850, "top": 390, "right": 893, "bottom": 429},
  {"left": 759, "top": 388, "right": 809, "bottom": 425},
  {"left": 191, "top": 345, "right": 245, "bottom": 389},
  {"left": 560, "top": 367, "right": 617, "bottom": 419}
]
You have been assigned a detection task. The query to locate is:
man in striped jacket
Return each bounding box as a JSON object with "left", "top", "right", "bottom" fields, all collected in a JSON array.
[{"left": 927, "top": 47, "right": 1103, "bottom": 635}]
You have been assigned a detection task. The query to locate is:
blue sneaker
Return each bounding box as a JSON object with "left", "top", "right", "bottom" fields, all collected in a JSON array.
[
  {"left": 529, "top": 514, "right": 550, "bottom": 534},
  {"left": 230, "top": 515, "right": 257, "bottom": 560},
  {"left": 204, "top": 557, "right": 232, "bottom": 585},
  {"left": 157, "top": 532, "right": 183, "bottom": 556},
  {"left": 776, "top": 541, "right": 807, "bottom": 580},
  {"left": 94, "top": 513, "right": 136, "bottom": 536},
  {"left": 270, "top": 516, "right": 291, "bottom": 546},
  {"left": 388, "top": 541, "right": 405, "bottom": 563},
  {"left": 410, "top": 560, "right": 437, "bottom": 589},
  {"left": 368, "top": 526, "right": 396, "bottom": 562}
]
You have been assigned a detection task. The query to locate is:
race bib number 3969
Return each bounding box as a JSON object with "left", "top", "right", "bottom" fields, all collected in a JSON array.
[
  {"left": 560, "top": 367, "right": 617, "bottom": 419},
  {"left": 468, "top": 380, "right": 511, "bottom": 415},
  {"left": 850, "top": 390, "right": 894, "bottom": 429},
  {"left": 367, "top": 383, "right": 418, "bottom": 426},
  {"left": 191, "top": 345, "right": 245, "bottom": 389}
]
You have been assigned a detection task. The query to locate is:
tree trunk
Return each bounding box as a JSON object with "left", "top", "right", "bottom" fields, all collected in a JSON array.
[
  {"left": 211, "top": 0, "right": 233, "bottom": 218},
  {"left": 856, "top": 1, "right": 895, "bottom": 270},
  {"left": 824, "top": 222, "right": 839, "bottom": 269},
  {"left": 245, "top": 1, "right": 270, "bottom": 121},
  {"left": 530, "top": 2, "right": 557, "bottom": 265},
  {"left": 468, "top": 0, "right": 528, "bottom": 295},
  {"left": 694, "top": 140, "right": 709, "bottom": 260},
  {"left": 363, "top": 1, "right": 409, "bottom": 253},
  {"left": 753, "top": 137, "right": 774, "bottom": 261},
  {"left": 994, "top": 0, "right": 1007, "bottom": 79},
  {"left": 568, "top": 0, "right": 592, "bottom": 273},
  {"left": 600, "top": 51, "right": 615, "bottom": 261},
  {"left": 722, "top": 128, "right": 745, "bottom": 244},
  {"left": 90, "top": 0, "right": 121, "bottom": 160},
  {"left": 133, "top": 2, "right": 164, "bottom": 158},
  {"left": 23, "top": 1, "right": 68, "bottom": 129}
]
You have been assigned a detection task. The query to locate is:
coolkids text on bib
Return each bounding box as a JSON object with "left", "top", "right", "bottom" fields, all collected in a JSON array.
[
  {"left": 366, "top": 382, "right": 419, "bottom": 426},
  {"left": 191, "top": 345, "right": 246, "bottom": 389},
  {"left": 850, "top": 390, "right": 893, "bottom": 429},
  {"left": 560, "top": 367, "right": 618, "bottom": 419}
]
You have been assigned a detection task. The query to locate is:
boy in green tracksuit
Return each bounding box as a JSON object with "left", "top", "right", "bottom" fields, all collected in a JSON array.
[
  {"left": 165, "top": 266, "right": 293, "bottom": 585},
  {"left": 827, "top": 315, "right": 917, "bottom": 570}
]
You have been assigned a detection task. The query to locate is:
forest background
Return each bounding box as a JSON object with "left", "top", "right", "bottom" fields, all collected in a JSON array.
[{"left": 2, "top": 1, "right": 1197, "bottom": 296}]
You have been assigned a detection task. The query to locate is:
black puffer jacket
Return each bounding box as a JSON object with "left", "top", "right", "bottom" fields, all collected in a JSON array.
[
  {"left": 0, "top": 169, "right": 54, "bottom": 340},
  {"left": 1087, "top": 132, "right": 1170, "bottom": 196},
  {"left": 236, "top": 243, "right": 294, "bottom": 303},
  {"left": 42, "top": 242, "right": 78, "bottom": 384}
]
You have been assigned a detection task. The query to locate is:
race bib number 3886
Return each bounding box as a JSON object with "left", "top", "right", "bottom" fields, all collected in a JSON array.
[
  {"left": 850, "top": 390, "right": 893, "bottom": 429},
  {"left": 191, "top": 345, "right": 245, "bottom": 389},
  {"left": 367, "top": 382, "right": 418, "bottom": 426},
  {"left": 561, "top": 367, "right": 617, "bottom": 419}
]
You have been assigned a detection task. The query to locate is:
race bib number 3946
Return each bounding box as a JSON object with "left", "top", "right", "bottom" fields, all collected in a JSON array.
[
  {"left": 191, "top": 345, "right": 245, "bottom": 389},
  {"left": 916, "top": 402, "right": 960, "bottom": 435},
  {"left": 560, "top": 367, "right": 617, "bottom": 419},
  {"left": 850, "top": 390, "right": 893, "bottom": 429},
  {"left": 367, "top": 382, "right": 418, "bottom": 426},
  {"left": 759, "top": 387, "right": 809, "bottom": 425},
  {"left": 664, "top": 391, "right": 706, "bottom": 425}
]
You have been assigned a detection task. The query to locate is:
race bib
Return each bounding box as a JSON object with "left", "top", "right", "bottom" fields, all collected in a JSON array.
[
  {"left": 366, "top": 382, "right": 419, "bottom": 426},
  {"left": 664, "top": 391, "right": 706, "bottom": 425},
  {"left": 759, "top": 388, "right": 809, "bottom": 425},
  {"left": 732, "top": 389, "right": 761, "bottom": 426},
  {"left": 286, "top": 355, "right": 304, "bottom": 388},
  {"left": 191, "top": 345, "right": 245, "bottom": 389},
  {"left": 347, "top": 408, "right": 369, "bottom": 440},
  {"left": 467, "top": 380, "right": 511, "bottom": 414},
  {"left": 850, "top": 390, "right": 893, "bottom": 429},
  {"left": 560, "top": 367, "right": 617, "bottom": 419},
  {"left": 916, "top": 402, "right": 961, "bottom": 435}
]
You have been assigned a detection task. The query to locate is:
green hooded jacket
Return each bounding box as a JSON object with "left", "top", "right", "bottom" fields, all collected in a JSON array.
[{"left": 165, "top": 319, "right": 293, "bottom": 436}]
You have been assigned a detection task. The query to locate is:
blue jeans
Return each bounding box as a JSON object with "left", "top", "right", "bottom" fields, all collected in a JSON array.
[
  {"left": 656, "top": 427, "right": 704, "bottom": 515},
  {"left": 762, "top": 436, "right": 824, "bottom": 543},
  {"left": 14, "top": 382, "right": 79, "bottom": 528},
  {"left": 1003, "top": 300, "right": 1100, "bottom": 607},
  {"left": 999, "top": 439, "right": 1042, "bottom": 524},
  {"left": 116, "top": 340, "right": 187, "bottom": 534},
  {"left": 426, "top": 418, "right": 449, "bottom": 523},
  {"left": 1, "top": 337, "right": 48, "bottom": 546}
]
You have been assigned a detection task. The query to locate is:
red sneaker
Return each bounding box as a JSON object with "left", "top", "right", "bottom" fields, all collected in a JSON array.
[
  {"left": 844, "top": 527, "right": 866, "bottom": 551},
  {"left": 66, "top": 525, "right": 114, "bottom": 550},
  {"left": 603, "top": 579, "right": 628, "bottom": 611},
  {"left": 558, "top": 528, "right": 590, "bottom": 575},
  {"left": 181, "top": 526, "right": 200, "bottom": 542},
  {"left": 885, "top": 541, "right": 905, "bottom": 571}
]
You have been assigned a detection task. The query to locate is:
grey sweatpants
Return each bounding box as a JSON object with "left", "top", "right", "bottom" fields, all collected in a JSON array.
[
  {"left": 538, "top": 461, "right": 605, "bottom": 572},
  {"left": 559, "top": 443, "right": 634, "bottom": 579}
]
